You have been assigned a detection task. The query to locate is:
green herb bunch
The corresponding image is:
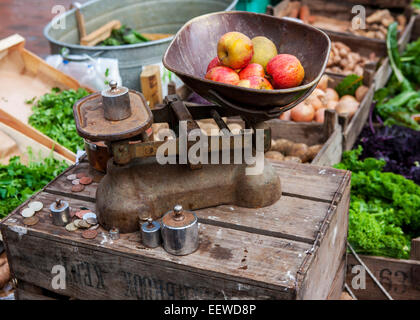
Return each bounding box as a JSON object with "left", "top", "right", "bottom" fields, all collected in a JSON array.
[
  {"left": 374, "top": 23, "right": 420, "bottom": 130},
  {"left": 28, "top": 88, "right": 89, "bottom": 153},
  {"left": 335, "top": 146, "right": 420, "bottom": 259},
  {"left": 0, "top": 151, "right": 68, "bottom": 218}
]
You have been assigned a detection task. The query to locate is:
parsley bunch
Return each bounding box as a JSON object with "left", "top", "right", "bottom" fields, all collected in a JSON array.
[
  {"left": 28, "top": 88, "right": 89, "bottom": 153},
  {"left": 0, "top": 151, "right": 68, "bottom": 218}
]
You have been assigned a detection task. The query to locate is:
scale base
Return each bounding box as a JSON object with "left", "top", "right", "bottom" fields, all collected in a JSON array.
[{"left": 96, "top": 158, "right": 281, "bottom": 233}]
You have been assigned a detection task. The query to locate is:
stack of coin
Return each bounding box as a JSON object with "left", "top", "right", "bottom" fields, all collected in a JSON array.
[
  {"left": 67, "top": 171, "right": 93, "bottom": 193},
  {"left": 20, "top": 201, "right": 44, "bottom": 226}
]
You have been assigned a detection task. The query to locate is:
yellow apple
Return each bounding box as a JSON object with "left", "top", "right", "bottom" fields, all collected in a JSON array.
[
  {"left": 251, "top": 36, "right": 278, "bottom": 70},
  {"left": 217, "top": 32, "right": 253, "bottom": 70}
]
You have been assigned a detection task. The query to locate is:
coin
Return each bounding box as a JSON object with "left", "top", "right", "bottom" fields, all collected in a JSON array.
[
  {"left": 66, "top": 174, "right": 77, "bottom": 181},
  {"left": 21, "top": 207, "right": 35, "bottom": 218},
  {"left": 72, "top": 179, "right": 80, "bottom": 185},
  {"left": 80, "top": 176, "right": 93, "bottom": 185},
  {"left": 75, "top": 209, "right": 91, "bottom": 219},
  {"left": 89, "top": 224, "right": 99, "bottom": 230},
  {"left": 23, "top": 216, "right": 39, "bottom": 226},
  {"left": 28, "top": 201, "right": 43, "bottom": 212},
  {"left": 76, "top": 172, "right": 87, "bottom": 179},
  {"left": 78, "top": 220, "right": 90, "bottom": 229},
  {"left": 73, "top": 219, "right": 82, "bottom": 227},
  {"left": 83, "top": 212, "right": 97, "bottom": 220},
  {"left": 86, "top": 217, "right": 97, "bottom": 225},
  {"left": 82, "top": 229, "right": 98, "bottom": 239},
  {"left": 65, "top": 222, "right": 78, "bottom": 232},
  {"left": 71, "top": 184, "right": 85, "bottom": 193}
]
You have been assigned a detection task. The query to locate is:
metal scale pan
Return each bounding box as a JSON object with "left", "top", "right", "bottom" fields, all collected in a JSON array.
[{"left": 163, "top": 11, "right": 331, "bottom": 122}]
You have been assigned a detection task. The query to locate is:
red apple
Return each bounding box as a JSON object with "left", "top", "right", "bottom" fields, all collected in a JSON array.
[
  {"left": 205, "top": 66, "right": 239, "bottom": 85},
  {"left": 266, "top": 54, "right": 305, "bottom": 89},
  {"left": 217, "top": 32, "right": 253, "bottom": 70},
  {"left": 242, "top": 76, "right": 273, "bottom": 90},
  {"left": 206, "top": 57, "right": 222, "bottom": 73},
  {"left": 238, "top": 63, "right": 265, "bottom": 80}
]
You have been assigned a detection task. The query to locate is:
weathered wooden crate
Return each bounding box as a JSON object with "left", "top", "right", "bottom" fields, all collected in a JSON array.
[
  {"left": 0, "top": 157, "right": 351, "bottom": 300},
  {"left": 267, "top": 109, "right": 342, "bottom": 166},
  {"left": 273, "top": 0, "right": 415, "bottom": 48},
  {"left": 346, "top": 247, "right": 420, "bottom": 300},
  {"left": 0, "top": 34, "right": 92, "bottom": 163}
]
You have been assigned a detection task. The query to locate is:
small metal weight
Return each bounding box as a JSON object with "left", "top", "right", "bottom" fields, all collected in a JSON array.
[
  {"left": 50, "top": 199, "right": 71, "bottom": 226},
  {"left": 109, "top": 227, "right": 120, "bottom": 240},
  {"left": 141, "top": 218, "right": 161, "bottom": 248},
  {"left": 161, "top": 205, "right": 199, "bottom": 256},
  {"left": 101, "top": 80, "right": 131, "bottom": 121}
]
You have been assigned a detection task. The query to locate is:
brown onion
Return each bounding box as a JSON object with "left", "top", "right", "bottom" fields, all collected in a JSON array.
[{"left": 291, "top": 102, "right": 315, "bottom": 122}]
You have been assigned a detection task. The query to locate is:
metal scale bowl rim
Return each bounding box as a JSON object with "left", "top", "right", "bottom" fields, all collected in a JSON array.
[{"left": 163, "top": 11, "right": 331, "bottom": 111}]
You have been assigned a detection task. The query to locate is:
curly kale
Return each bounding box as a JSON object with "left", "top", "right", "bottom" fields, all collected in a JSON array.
[{"left": 335, "top": 146, "right": 420, "bottom": 259}]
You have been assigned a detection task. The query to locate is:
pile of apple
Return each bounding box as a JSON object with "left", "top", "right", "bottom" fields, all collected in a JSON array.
[{"left": 205, "top": 32, "right": 305, "bottom": 90}]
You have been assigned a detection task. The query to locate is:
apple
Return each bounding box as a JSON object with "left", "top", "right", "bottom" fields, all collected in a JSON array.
[
  {"left": 206, "top": 57, "right": 222, "bottom": 73},
  {"left": 238, "top": 63, "right": 265, "bottom": 80},
  {"left": 237, "top": 79, "right": 251, "bottom": 88},
  {"left": 251, "top": 36, "right": 278, "bottom": 70},
  {"left": 267, "top": 54, "right": 305, "bottom": 89},
  {"left": 205, "top": 66, "right": 239, "bottom": 85},
  {"left": 217, "top": 32, "right": 253, "bottom": 70},
  {"left": 241, "top": 76, "right": 273, "bottom": 90}
]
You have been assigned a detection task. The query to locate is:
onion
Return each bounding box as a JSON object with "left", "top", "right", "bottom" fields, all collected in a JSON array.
[
  {"left": 316, "top": 75, "right": 329, "bottom": 91},
  {"left": 355, "top": 85, "right": 369, "bottom": 102},
  {"left": 336, "top": 97, "right": 359, "bottom": 118},
  {"left": 324, "top": 88, "right": 339, "bottom": 103},
  {"left": 279, "top": 109, "right": 291, "bottom": 121},
  {"left": 315, "top": 108, "right": 326, "bottom": 123},
  {"left": 307, "top": 96, "right": 323, "bottom": 111},
  {"left": 326, "top": 100, "right": 338, "bottom": 110},
  {"left": 291, "top": 102, "right": 315, "bottom": 122}
]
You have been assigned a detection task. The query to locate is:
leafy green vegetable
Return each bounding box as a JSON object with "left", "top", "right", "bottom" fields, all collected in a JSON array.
[
  {"left": 28, "top": 88, "right": 89, "bottom": 153},
  {"left": 335, "top": 146, "right": 420, "bottom": 259},
  {"left": 100, "top": 25, "right": 149, "bottom": 46},
  {"left": 374, "top": 23, "right": 420, "bottom": 130},
  {"left": 0, "top": 150, "right": 68, "bottom": 218},
  {"left": 335, "top": 74, "right": 363, "bottom": 97}
]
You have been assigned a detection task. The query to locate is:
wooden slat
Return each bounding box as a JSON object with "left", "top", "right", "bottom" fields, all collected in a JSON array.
[
  {"left": 196, "top": 195, "right": 330, "bottom": 244},
  {"left": 347, "top": 254, "right": 420, "bottom": 300},
  {"left": 411, "top": 238, "right": 420, "bottom": 261}
]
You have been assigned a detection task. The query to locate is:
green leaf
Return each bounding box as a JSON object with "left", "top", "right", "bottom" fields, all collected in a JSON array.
[{"left": 335, "top": 74, "right": 363, "bottom": 97}]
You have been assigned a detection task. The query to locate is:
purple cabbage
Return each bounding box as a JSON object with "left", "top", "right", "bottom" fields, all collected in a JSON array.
[{"left": 357, "top": 125, "right": 420, "bottom": 184}]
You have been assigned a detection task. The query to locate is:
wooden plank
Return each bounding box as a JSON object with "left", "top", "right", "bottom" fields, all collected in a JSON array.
[
  {"left": 1, "top": 191, "right": 313, "bottom": 299},
  {"left": 327, "top": 252, "right": 347, "bottom": 300},
  {"left": 272, "top": 162, "right": 348, "bottom": 203},
  {"left": 196, "top": 195, "right": 330, "bottom": 244},
  {"left": 80, "top": 20, "right": 121, "bottom": 47},
  {"left": 0, "top": 34, "right": 25, "bottom": 52},
  {"left": 0, "top": 109, "right": 76, "bottom": 163},
  {"left": 342, "top": 83, "right": 375, "bottom": 150},
  {"left": 140, "top": 65, "right": 163, "bottom": 108},
  {"left": 44, "top": 161, "right": 103, "bottom": 202},
  {"left": 297, "top": 172, "right": 350, "bottom": 299},
  {"left": 347, "top": 254, "right": 420, "bottom": 300},
  {"left": 17, "top": 280, "right": 57, "bottom": 300},
  {"left": 411, "top": 238, "right": 420, "bottom": 261}
]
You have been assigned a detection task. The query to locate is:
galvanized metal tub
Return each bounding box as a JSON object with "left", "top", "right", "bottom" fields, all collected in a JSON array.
[{"left": 44, "top": 0, "right": 237, "bottom": 90}]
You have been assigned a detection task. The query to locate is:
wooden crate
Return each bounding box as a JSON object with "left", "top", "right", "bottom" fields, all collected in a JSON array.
[
  {"left": 267, "top": 109, "right": 342, "bottom": 166},
  {"left": 273, "top": 0, "right": 415, "bottom": 48},
  {"left": 0, "top": 34, "right": 92, "bottom": 163},
  {"left": 346, "top": 251, "right": 420, "bottom": 300},
  {"left": 0, "top": 157, "right": 351, "bottom": 300}
]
